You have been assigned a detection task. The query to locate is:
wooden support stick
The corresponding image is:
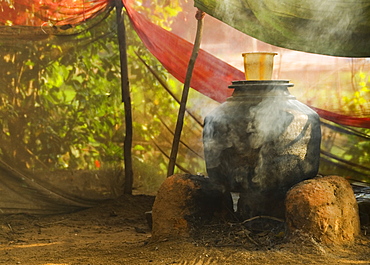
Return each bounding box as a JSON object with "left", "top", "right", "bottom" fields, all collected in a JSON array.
[
  {"left": 167, "top": 9, "right": 205, "bottom": 177},
  {"left": 115, "top": 0, "right": 133, "bottom": 194}
]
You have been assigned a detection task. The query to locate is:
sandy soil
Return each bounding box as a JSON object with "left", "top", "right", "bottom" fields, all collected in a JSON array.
[{"left": 0, "top": 195, "right": 369, "bottom": 265}]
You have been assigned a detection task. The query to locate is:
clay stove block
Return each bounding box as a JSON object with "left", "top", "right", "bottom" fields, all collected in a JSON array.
[
  {"left": 285, "top": 175, "right": 361, "bottom": 245},
  {"left": 151, "top": 174, "right": 229, "bottom": 240}
]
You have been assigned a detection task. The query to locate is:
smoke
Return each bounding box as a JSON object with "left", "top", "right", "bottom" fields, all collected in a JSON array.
[
  {"left": 250, "top": 99, "right": 312, "bottom": 188},
  {"left": 247, "top": 94, "right": 294, "bottom": 149},
  {"left": 202, "top": 81, "right": 322, "bottom": 217},
  {"left": 203, "top": 84, "right": 320, "bottom": 190}
]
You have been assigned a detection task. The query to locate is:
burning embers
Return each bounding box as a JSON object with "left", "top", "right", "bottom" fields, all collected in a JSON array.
[{"left": 203, "top": 53, "right": 321, "bottom": 219}]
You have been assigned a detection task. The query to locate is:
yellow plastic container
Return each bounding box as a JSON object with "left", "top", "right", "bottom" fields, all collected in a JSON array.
[{"left": 242, "top": 52, "right": 277, "bottom": 80}]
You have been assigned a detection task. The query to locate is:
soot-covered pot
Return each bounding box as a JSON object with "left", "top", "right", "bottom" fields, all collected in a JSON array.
[{"left": 203, "top": 80, "right": 321, "bottom": 218}]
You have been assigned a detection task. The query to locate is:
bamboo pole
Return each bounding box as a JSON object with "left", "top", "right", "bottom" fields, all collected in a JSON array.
[
  {"left": 115, "top": 0, "right": 133, "bottom": 194},
  {"left": 167, "top": 9, "right": 205, "bottom": 177}
]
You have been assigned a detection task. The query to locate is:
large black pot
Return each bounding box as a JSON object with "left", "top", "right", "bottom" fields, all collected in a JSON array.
[{"left": 203, "top": 80, "right": 321, "bottom": 218}]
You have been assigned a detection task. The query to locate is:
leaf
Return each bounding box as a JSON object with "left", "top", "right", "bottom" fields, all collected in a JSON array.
[{"left": 134, "top": 145, "right": 146, "bottom": 151}]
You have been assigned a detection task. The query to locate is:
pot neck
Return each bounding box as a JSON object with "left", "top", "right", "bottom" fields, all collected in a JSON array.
[{"left": 228, "top": 80, "right": 295, "bottom": 98}]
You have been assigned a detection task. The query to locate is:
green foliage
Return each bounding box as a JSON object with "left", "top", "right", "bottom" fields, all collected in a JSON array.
[
  {"left": 0, "top": 21, "right": 123, "bottom": 170},
  {"left": 319, "top": 71, "right": 370, "bottom": 183},
  {"left": 342, "top": 71, "right": 370, "bottom": 114},
  {"left": 0, "top": 0, "right": 206, "bottom": 193},
  {"left": 340, "top": 72, "right": 370, "bottom": 182},
  {"left": 133, "top": 0, "right": 185, "bottom": 30}
]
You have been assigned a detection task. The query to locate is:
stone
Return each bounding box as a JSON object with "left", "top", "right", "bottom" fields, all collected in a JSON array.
[
  {"left": 151, "top": 174, "right": 231, "bottom": 240},
  {"left": 285, "top": 175, "right": 361, "bottom": 245}
]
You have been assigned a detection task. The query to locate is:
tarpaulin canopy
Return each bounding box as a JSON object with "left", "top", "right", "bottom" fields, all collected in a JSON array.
[{"left": 194, "top": 0, "right": 370, "bottom": 57}]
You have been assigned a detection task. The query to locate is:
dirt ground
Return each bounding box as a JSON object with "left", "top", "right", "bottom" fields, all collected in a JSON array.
[{"left": 0, "top": 195, "right": 370, "bottom": 265}]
